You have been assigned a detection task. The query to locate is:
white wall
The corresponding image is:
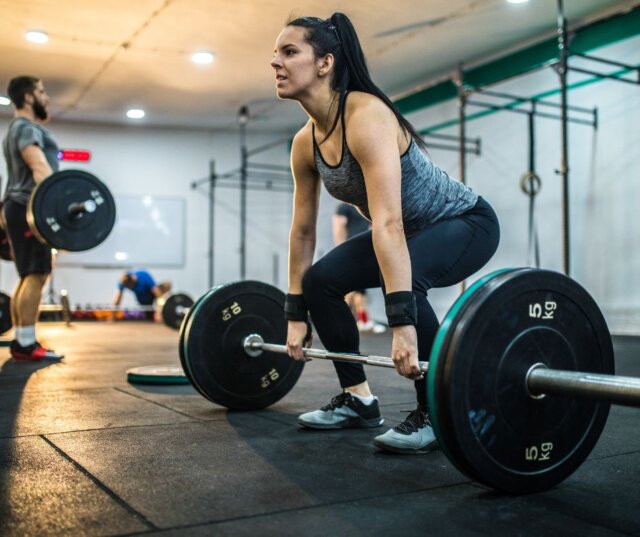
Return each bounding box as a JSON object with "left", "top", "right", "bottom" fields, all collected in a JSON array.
[
  {"left": 0, "top": 119, "right": 294, "bottom": 307},
  {"left": 1, "top": 35, "right": 638, "bottom": 334},
  {"left": 405, "top": 35, "right": 640, "bottom": 334}
]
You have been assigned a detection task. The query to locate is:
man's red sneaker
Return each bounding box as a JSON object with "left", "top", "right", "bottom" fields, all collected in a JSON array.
[{"left": 10, "top": 341, "right": 64, "bottom": 361}]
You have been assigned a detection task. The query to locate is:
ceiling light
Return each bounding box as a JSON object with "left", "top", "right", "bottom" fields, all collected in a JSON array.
[
  {"left": 0, "top": 96, "right": 10, "bottom": 106},
  {"left": 25, "top": 30, "right": 49, "bottom": 44},
  {"left": 191, "top": 51, "right": 215, "bottom": 65},
  {"left": 126, "top": 109, "right": 145, "bottom": 119},
  {"left": 507, "top": 0, "right": 529, "bottom": 3}
]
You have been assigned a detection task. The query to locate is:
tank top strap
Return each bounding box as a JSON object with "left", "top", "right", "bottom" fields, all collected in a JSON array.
[{"left": 340, "top": 91, "right": 350, "bottom": 149}]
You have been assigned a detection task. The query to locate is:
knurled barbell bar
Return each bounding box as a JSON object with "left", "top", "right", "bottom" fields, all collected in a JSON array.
[
  {"left": 179, "top": 269, "right": 634, "bottom": 494},
  {"left": 241, "top": 336, "right": 640, "bottom": 407}
]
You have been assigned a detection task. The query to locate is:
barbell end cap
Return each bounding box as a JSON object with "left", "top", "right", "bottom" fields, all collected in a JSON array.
[
  {"left": 243, "top": 333, "right": 264, "bottom": 357},
  {"left": 525, "top": 362, "right": 548, "bottom": 400}
]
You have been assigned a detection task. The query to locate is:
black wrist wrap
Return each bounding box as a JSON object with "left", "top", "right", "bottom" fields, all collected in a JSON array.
[
  {"left": 284, "top": 293, "right": 308, "bottom": 322},
  {"left": 385, "top": 291, "right": 418, "bottom": 327}
]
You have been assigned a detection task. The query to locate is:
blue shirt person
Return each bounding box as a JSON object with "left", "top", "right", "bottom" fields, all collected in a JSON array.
[{"left": 114, "top": 270, "right": 172, "bottom": 307}]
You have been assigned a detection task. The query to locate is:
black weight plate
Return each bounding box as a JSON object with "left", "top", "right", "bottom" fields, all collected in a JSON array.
[
  {"left": 28, "top": 169, "right": 116, "bottom": 252},
  {"left": 179, "top": 289, "right": 217, "bottom": 398},
  {"left": 431, "top": 268, "right": 613, "bottom": 494},
  {"left": 183, "top": 280, "right": 304, "bottom": 410},
  {"left": 428, "top": 269, "right": 514, "bottom": 479},
  {"left": 162, "top": 293, "right": 194, "bottom": 330},
  {"left": 0, "top": 292, "right": 12, "bottom": 335}
]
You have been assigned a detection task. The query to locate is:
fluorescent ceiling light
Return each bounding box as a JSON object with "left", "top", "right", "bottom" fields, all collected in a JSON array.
[
  {"left": 126, "top": 109, "right": 145, "bottom": 119},
  {"left": 25, "top": 30, "right": 49, "bottom": 44},
  {"left": 0, "top": 96, "right": 10, "bottom": 106},
  {"left": 507, "top": 0, "right": 529, "bottom": 4},
  {"left": 191, "top": 51, "right": 215, "bottom": 65}
]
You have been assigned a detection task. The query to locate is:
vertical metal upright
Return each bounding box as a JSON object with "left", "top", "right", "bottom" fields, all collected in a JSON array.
[
  {"left": 208, "top": 159, "right": 216, "bottom": 289},
  {"left": 456, "top": 63, "right": 468, "bottom": 292},
  {"left": 238, "top": 106, "right": 249, "bottom": 280},
  {"left": 457, "top": 64, "right": 467, "bottom": 189},
  {"left": 557, "top": 0, "right": 570, "bottom": 275}
]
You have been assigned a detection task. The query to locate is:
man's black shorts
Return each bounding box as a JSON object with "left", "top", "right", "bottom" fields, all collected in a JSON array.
[{"left": 3, "top": 199, "right": 52, "bottom": 277}]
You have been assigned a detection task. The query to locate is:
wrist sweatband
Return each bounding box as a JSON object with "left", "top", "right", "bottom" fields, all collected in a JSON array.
[
  {"left": 385, "top": 291, "right": 418, "bottom": 327},
  {"left": 284, "top": 293, "right": 308, "bottom": 322}
]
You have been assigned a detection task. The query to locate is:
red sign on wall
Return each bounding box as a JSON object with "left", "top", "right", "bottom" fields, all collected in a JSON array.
[{"left": 58, "top": 149, "right": 91, "bottom": 162}]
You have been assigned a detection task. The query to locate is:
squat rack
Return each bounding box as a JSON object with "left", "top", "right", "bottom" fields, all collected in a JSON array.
[
  {"left": 191, "top": 105, "right": 294, "bottom": 287},
  {"left": 422, "top": 1, "right": 638, "bottom": 276}
]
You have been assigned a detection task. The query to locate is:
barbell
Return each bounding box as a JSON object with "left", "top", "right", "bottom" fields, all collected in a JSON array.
[
  {"left": 27, "top": 169, "right": 116, "bottom": 252},
  {"left": 0, "top": 169, "right": 117, "bottom": 262},
  {"left": 0, "top": 291, "right": 193, "bottom": 334},
  {"left": 87, "top": 292, "right": 193, "bottom": 330},
  {"left": 178, "top": 268, "right": 637, "bottom": 494}
]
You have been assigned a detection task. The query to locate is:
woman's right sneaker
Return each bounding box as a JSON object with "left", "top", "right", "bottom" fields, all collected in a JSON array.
[
  {"left": 373, "top": 408, "right": 438, "bottom": 454},
  {"left": 298, "top": 392, "right": 384, "bottom": 429}
]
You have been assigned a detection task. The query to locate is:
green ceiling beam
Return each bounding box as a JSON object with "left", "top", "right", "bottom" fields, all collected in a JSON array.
[{"left": 395, "top": 6, "right": 640, "bottom": 115}]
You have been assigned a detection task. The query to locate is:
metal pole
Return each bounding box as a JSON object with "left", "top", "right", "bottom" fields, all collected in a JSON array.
[
  {"left": 557, "top": 0, "right": 570, "bottom": 275},
  {"left": 527, "top": 105, "right": 540, "bottom": 268},
  {"left": 238, "top": 106, "right": 249, "bottom": 280},
  {"left": 457, "top": 63, "right": 467, "bottom": 293},
  {"left": 528, "top": 365, "right": 640, "bottom": 408},
  {"left": 208, "top": 159, "right": 216, "bottom": 289}
]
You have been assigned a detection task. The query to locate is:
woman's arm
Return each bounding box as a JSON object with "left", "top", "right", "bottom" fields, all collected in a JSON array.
[
  {"left": 347, "top": 96, "right": 421, "bottom": 380},
  {"left": 288, "top": 125, "right": 321, "bottom": 294},
  {"left": 347, "top": 97, "right": 411, "bottom": 294},
  {"left": 286, "top": 125, "right": 321, "bottom": 360}
]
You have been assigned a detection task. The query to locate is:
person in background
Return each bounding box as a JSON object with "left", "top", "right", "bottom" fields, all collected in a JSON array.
[
  {"left": 2, "top": 75, "right": 63, "bottom": 361},
  {"left": 113, "top": 270, "right": 171, "bottom": 319},
  {"left": 332, "top": 202, "right": 385, "bottom": 333}
]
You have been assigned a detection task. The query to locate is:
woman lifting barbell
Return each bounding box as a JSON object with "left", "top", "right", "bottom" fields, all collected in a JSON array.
[{"left": 272, "top": 13, "right": 500, "bottom": 453}]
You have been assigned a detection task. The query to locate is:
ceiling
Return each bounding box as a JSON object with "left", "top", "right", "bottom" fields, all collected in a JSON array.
[{"left": 0, "top": 0, "right": 636, "bottom": 131}]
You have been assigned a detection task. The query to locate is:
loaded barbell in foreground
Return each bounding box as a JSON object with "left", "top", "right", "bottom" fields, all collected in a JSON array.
[{"left": 180, "top": 268, "right": 637, "bottom": 493}]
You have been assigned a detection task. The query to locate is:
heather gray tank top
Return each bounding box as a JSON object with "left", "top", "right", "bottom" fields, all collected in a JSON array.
[{"left": 313, "top": 97, "right": 478, "bottom": 236}]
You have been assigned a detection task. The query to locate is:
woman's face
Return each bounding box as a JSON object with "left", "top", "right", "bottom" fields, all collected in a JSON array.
[{"left": 271, "top": 25, "right": 323, "bottom": 100}]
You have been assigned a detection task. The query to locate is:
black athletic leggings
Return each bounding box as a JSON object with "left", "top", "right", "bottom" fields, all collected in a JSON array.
[{"left": 301, "top": 197, "right": 500, "bottom": 411}]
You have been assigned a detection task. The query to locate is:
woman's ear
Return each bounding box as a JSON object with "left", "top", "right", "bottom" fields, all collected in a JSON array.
[{"left": 318, "top": 53, "right": 335, "bottom": 76}]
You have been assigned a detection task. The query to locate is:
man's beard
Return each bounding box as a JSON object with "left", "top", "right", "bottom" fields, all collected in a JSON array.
[{"left": 32, "top": 98, "right": 48, "bottom": 121}]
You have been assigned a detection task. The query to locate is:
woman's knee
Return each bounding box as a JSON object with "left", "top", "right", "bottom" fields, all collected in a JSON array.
[
  {"left": 301, "top": 264, "right": 324, "bottom": 301},
  {"left": 302, "top": 262, "right": 341, "bottom": 304}
]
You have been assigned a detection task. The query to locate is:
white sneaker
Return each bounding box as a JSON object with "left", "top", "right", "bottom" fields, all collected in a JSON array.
[
  {"left": 373, "top": 408, "right": 438, "bottom": 454},
  {"left": 298, "top": 392, "right": 384, "bottom": 430}
]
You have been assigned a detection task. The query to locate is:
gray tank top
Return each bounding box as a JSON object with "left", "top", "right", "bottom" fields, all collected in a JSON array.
[{"left": 313, "top": 97, "right": 477, "bottom": 236}]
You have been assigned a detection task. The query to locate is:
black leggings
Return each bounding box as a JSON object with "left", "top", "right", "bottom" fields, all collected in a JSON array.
[{"left": 302, "top": 197, "right": 500, "bottom": 410}]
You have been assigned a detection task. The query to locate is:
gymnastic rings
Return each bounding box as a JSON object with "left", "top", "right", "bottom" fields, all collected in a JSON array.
[{"left": 519, "top": 171, "right": 542, "bottom": 197}]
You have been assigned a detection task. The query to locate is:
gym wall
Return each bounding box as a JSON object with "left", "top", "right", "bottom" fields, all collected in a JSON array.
[
  {"left": 0, "top": 36, "right": 637, "bottom": 334},
  {"left": 402, "top": 34, "right": 640, "bottom": 334},
  {"left": 0, "top": 118, "right": 294, "bottom": 307}
]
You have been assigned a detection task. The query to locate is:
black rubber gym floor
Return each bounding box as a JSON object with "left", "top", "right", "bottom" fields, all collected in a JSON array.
[{"left": 0, "top": 323, "right": 638, "bottom": 536}]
